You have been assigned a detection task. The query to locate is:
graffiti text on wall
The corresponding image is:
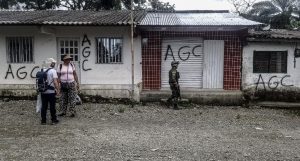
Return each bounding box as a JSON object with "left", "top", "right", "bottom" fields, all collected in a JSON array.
[
  {"left": 82, "top": 34, "right": 92, "bottom": 71},
  {"left": 255, "top": 74, "right": 293, "bottom": 91},
  {"left": 5, "top": 64, "right": 40, "bottom": 79},
  {"left": 4, "top": 34, "right": 94, "bottom": 80},
  {"left": 164, "top": 45, "right": 202, "bottom": 61}
]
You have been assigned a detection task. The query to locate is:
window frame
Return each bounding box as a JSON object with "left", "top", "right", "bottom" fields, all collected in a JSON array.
[
  {"left": 6, "top": 36, "right": 34, "bottom": 64},
  {"left": 253, "top": 50, "right": 288, "bottom": 73},
  {"left": 57, "top": 37, "right": 80, "bottom": 62},
  {"left": 95, "top": 37, "right": 123, "bottom": 64}
]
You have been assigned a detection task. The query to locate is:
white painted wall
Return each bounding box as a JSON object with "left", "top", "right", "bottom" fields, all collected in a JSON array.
[
  {"left": 0, "top": 26, "right": 142, "bottom": 100},
  {"left": 203, "top": 40, "right": 224, "bottom": 89},
  {"left": 242, "top": 42, "right": 300, "bottom": 90}
]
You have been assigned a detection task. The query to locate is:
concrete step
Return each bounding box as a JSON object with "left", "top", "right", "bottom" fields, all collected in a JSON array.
[
  {"left": 141, "top": 90, "right": 242, "bottom": 105},
  {"left": 253, "top": 101, "right": 300, "bottom": 108}
]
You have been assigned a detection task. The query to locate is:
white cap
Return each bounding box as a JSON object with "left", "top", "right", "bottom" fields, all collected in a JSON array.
[
  {"left": 44, "top": 58, "right": 57, "bottom": 67},
  {"left": 46, "top": 58, "right": 57, "bottom": 64}
]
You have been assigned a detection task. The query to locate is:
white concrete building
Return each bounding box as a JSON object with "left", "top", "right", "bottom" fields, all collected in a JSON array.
[
  {"left": 242, "top": 29, "right": 300, "bottom": 101},
  {"left": 0, "top": 10, "right": 144, "bottom": 100},
  {"left": 0, "top": 10, "right": 262, "bottom": 104}
]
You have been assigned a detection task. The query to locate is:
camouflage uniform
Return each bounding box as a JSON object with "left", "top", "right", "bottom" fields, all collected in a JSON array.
[{"left": 168, "top": 61, "right": 180, "bottom": 110}]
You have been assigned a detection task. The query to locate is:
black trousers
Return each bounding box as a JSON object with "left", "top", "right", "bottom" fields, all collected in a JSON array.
[
  {"left": 168, "top": 83, "right": 180, "bottom": 107},
  {"left": 41, "top": 93, "right": 57, "bottom": 122}
]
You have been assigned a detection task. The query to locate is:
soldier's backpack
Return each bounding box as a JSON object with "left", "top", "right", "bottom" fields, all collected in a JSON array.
[{"left": 36, "top": 68, "right": 54, "bottom": 92}]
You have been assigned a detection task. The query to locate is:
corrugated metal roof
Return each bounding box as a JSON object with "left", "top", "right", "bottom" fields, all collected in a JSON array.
[
  {"left": 0, "top": 10, "right": 262, "bottom": 27},
  {"left": 0, "top": 10, "right": 146, "bottom": 26},
  {"left": 248, "top": 29, "right": 300, "bottom": 40},
  {"left": 140, "top": 11, "right": 262, "bottom": 26}
]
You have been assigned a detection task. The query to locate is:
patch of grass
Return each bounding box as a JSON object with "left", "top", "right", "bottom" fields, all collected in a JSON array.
[{"left": 288, "top": 110, "right": 300, "bottom": 116}]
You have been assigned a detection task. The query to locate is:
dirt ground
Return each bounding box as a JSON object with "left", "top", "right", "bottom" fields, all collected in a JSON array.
[{"left": 0, "top": 100, "right": 299, "bottom": 161}]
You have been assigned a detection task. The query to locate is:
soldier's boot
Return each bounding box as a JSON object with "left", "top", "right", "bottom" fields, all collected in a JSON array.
[
  {"left": 166, "top": 98, "right": 172, "bottom": 108},
  {"left": 167, "top": 97, "right": 171, "bottom": 103}
]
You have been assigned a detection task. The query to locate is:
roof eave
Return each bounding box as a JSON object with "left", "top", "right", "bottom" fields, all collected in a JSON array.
[
  {"left": 137, "top": 25, "right": 258, "bottom": 32},
  {"left": 247, "top": 37, "right": 300, "bottom": 42},
  {"left": 0, "top": 22, "right": 132, "bottom": 26}
]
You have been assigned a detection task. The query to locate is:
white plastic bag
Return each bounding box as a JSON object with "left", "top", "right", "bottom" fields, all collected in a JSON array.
[{"left": 36, "top": 93, "right": 42, "bottom": 113}]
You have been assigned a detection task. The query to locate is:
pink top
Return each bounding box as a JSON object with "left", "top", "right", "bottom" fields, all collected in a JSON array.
[{"left": 57, "top": 63, "right": 75, "bottom": 83}]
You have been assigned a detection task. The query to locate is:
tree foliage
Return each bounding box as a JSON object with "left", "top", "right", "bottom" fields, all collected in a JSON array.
[
  {"left": 227, "top": 0, "right": 257, "bottom": 14},
  {"left": 149, "top": 0, "right": 175, "bottom": 11},
  {"left": 0, "top": 0, "right": 175, "bottom": 11},
  {"left": 60, "top": 0, "right": 122, "bottom": 10},
  {"left": 249, "top": 0, "right": 298, "bottom": 29},
  {"left": 19, "top": 0, "right": 61, "bottom": 10},
  {"left": 60, "top": 0, "right": 174, "bottom": 11},
  {"left": 0, "top": 0, "right": 18, "bottom": 9},
  {"left": 229, "top": 0, "right": 300, "bottom": 29}
]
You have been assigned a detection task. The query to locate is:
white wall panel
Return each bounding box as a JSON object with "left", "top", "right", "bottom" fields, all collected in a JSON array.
[
  {"left": 243, "top": 42, "right": 300, "bottom": 89},
  {"left": 203, "top": 40, "right": 224, "bottom": 89},
  {"left": 0, "top": 26, "right": 142, "bottom": 85}
]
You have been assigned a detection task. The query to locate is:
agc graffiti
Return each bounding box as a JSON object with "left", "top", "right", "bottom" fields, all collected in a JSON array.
[
  {"left": 255, "top": 74, "right": 293, "bottom": 90},
  {"left": 164, "top": 44, "right": 202, "bottom": 61}
]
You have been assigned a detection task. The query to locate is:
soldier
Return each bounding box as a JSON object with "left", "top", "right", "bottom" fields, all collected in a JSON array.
[{"left": 168, "top": 61, "right": 181, "bottom": 110}]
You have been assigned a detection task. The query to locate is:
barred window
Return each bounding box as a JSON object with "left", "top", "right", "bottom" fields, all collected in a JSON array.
[
  {"left": 58, "top": 38, "right": 80, "bottom": 61},
  {"left": 253, "top": 51, "right": 287, "bottom": 73},
  {"left": 6, "top": 37, "right": 34, "bottom": 63},
  {"left": 96, "top": 37, "right": 122, "bottom": 64}
]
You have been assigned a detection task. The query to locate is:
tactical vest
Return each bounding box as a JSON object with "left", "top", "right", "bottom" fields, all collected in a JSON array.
[{"left": 169, "top": 69, "right": 179, "bottom": 83}]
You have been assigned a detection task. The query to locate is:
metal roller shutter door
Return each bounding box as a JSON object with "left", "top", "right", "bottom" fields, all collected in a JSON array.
[{"left": 161, "top": 38, "right": 204, "bottom": 89}]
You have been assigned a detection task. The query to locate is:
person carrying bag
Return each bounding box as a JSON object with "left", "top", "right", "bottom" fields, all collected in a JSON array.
[
  {"left": 57, "top": 54, "right": 80, "bottom": 117},
  {"left": 38, "top": 58, "right": 60, "bottom": 125}
]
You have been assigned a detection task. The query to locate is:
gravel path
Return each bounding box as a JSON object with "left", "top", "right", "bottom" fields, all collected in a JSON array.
[{"left": 0, "top": 100, "right": 299, "bottom": 161}]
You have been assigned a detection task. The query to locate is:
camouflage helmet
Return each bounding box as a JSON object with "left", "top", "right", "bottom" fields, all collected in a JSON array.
[{"left": 171, "top": 61, "right": 179, "bottom": 67}]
